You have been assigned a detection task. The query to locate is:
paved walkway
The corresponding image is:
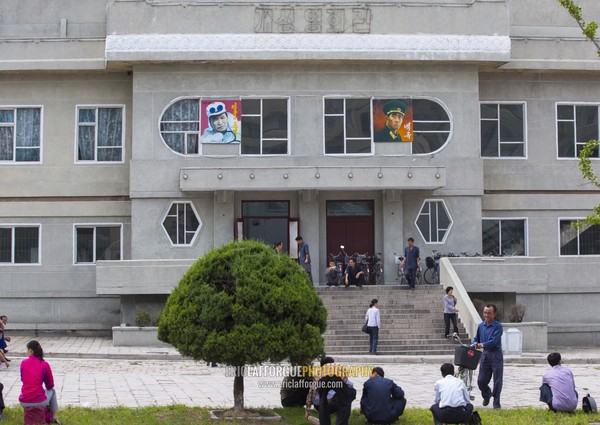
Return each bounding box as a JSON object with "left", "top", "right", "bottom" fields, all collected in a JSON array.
[{"left": 1, "top": 336, "right": 599, "bottom": 410}]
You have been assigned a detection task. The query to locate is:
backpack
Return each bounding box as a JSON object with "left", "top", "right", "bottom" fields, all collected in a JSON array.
[
  {"left": 469, "top": 410, "right": 482, "bottom": 425},
  {"left": 583, "top": 393, "right": 597, "bottom": 413}
]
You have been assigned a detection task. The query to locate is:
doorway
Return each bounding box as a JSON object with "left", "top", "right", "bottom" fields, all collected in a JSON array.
[{"left": 326, "top": 200, "right": 374, "bottom": 263}]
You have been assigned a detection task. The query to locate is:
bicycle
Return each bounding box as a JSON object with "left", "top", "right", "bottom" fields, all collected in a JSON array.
[
  {"left": 394, "top": 254, "right": 422, "bottom": 286},
  {"left": 452, "top": 333, "right": 481, "bottom": 401},
  {"left": 423, "top": 252, "right": 440, "bottom": 284}
]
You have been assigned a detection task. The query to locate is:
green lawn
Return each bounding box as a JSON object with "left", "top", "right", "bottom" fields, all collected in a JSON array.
[{"left": 2, "top": 405, "right": 599, "bottom": 424}]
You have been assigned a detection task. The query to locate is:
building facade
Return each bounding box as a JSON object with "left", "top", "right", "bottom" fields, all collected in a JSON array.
[{"left": 0, "top": 0, "right": 599, "bottom": 344}]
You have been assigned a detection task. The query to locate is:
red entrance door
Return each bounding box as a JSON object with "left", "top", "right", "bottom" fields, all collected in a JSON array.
[{"left": 326, "top": 201, "right": 374, "bottom": 264}]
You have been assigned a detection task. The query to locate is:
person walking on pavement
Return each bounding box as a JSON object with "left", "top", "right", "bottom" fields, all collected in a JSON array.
[
  {"left": 443, "top": 287, "right": 460, "bottom": 338},
  {"left": 365, "top": 299, "right": 381, "bottom": 354},
  {"left": 401, "top": 237, "right": 420, "bottom": 290},
  {"left": 472, "top": 304, "right": 503, "bottom": 409},
  {"left": 295, "top": 236, "right": 313, "bottom": 284}
]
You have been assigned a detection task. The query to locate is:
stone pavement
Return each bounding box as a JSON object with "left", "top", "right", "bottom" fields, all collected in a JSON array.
[{"left": 1, "top": 336, "right": 599, "bottom": 410}]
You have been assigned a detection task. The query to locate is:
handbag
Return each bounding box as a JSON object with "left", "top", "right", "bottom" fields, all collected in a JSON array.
[
  {"left": 361, "top": 320, "right": 369, "bottom": 333},
  {"left": 583, "top": 393, "right": 597, "bottom": 413},
  {"left": 469, "top": 410, "right": 482, "bottom": 425}
]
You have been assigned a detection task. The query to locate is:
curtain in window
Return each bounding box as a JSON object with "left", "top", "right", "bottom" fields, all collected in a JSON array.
[
  {"left": 16, "top": 108, "right": 41, "bottom": 162},
  {"left": 97, "top": 108, "right": 123, "bottom": 161},
  {"left": 78, "top": 108, "right": 95, "bottom": 161}
]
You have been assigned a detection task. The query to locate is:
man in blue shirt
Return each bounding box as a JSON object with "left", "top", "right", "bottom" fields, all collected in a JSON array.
[
  {"left": 472, "top": 304, "right": 503, "bottom": 409},
  {"left": 401, "top": 237, "right": 420, "bottom": 290}
]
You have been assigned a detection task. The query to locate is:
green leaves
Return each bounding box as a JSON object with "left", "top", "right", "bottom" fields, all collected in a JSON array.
[
  {"left": 557, "top": 0, "right": 600, "bottom": 52},
  {"left": 158, "top": 240, "right": 327, "bottom": 366}
]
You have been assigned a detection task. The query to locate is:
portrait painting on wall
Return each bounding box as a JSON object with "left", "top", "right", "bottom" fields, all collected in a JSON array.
[
  {"left": 373, "top": 98, "right": 413, "bottom": 143},
  {"left": 200, "top": 99, "right": 242, "bottom": 144}
]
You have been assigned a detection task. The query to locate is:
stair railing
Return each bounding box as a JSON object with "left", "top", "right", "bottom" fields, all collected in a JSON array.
[{"left": 439, "top": 257, "right": 481, "bottom": 340}]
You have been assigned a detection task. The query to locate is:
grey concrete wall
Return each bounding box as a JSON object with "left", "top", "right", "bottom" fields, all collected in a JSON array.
[{"left": 107, "top": 0, "right": 509, "bottom": 36}]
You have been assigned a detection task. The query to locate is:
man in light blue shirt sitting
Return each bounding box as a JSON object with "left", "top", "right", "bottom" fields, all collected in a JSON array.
[
  {"left": 430, "top": 363, "right": 473, "bottom": 425},
  {"left": 540, "top": 352, "right": 578, "bottom": 413}
]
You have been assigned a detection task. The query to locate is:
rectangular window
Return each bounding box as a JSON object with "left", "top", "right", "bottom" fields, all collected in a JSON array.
[
  {"left": 482, "top": 219, "right": 527, "bottom": 256},
  {"left": 557, "top": 104, "right": 600, "bottom": 158},
  {"left": 324, "top": 98, "right": 372, "bottom": 154},
  {"left": 559, "top": 219, "right": 600, "bottom": 256},
  {"left": 75, "top": 225, "right": 122, "bottom": 263},
  {"left": 241, "top": 201, "right": 290, "bottom": 252},
  {"left": 0, "top": 107, "right": 42, "bottom": 163},
  {"left": 76, "top": 106, "right": 124, "bottom": 162},
  {"left": 241, "top": 98, "right": 288, "bottom": 155},
  {"left": 480, "top": 103, "right": 526, "bottom": 158},
  {"left": 0, "top": 225, "right": 40, "bottom": 264}
]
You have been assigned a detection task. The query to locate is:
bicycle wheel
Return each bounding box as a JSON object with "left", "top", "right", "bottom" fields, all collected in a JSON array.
[
  {"left": 424, "top": 267, "right": 438, "bottom": 284},
  {"left": 375, "top": 263, "right": 384, "bottom": 285}
]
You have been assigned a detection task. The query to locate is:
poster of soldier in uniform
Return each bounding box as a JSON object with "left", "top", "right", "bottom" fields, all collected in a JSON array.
[{"left": 373, "top": 99, "right": 413, "bottom": 143}]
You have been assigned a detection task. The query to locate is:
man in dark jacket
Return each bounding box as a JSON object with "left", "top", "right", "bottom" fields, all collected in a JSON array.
[{"left": 360, "top": 367, "right": 406, "bottom": 424}]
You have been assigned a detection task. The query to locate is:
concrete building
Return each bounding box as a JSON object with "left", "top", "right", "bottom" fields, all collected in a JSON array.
[{"left": 0, "top": 0, "right": 599, "bottom": 344}]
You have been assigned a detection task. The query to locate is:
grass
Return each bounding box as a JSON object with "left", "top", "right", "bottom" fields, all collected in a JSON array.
[{"left": 2, "top": 405, "right": 600, "bottom": 424}]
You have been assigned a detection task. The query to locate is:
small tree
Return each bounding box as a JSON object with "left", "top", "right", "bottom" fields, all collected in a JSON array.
[
  {"left": 558, "top": 1, "right": 600, "bottom": 227},
  {"left": 158, "top": 240, "right": 327, "bottom": 412}
]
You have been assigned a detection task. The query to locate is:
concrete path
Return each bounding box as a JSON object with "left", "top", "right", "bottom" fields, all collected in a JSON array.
[{"left": 1, "top": 336, "right": 599, "bottom": 410}]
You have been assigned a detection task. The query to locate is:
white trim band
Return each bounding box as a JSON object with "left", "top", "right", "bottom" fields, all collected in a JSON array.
[{"left": 106, "top": 33, "right": 511, "bottom": 62}]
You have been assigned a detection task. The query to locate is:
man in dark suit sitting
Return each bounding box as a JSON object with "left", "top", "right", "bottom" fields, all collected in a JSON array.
[{"left": 360, "top": 367, "right": 406, "bottom": 424}]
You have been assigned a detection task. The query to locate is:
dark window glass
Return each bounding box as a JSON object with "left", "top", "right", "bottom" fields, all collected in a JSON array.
[
  {"left": 241, "top": 116, "right": 260, "bottom": 154},
  {"left": 345, "top": 99, "right": 371, "bottom": 138},
  {"left": 482, "top": 220, "right": 500, "bottom": 256},
  {"left": 14, "top": 227, "right": 39, "bottom": 263},
  {"left": 262, "top": 99, "right": 288, "bottom": 139},
  {"left": 480, "top": 104, "right": 498, "bottom": 119},
  {"left": 576, "top": 106, "right": 599, "bottom": 144},
  {"left": 557, "top": 121, "right": 575, "bottom": 158},
  {"left": 326, "top": 201, "right": 373, "bottom": 217},
  {"left": 413, "top": 99, "right": 448, "bottom": 121},
  {"left": 500, "top": 220, "right": 526, "bottom": 256},
  {"left": 481, "top": 120, "right": 499, "bottom": 157},
  {"left": 242, "top": 201, "right": 289, "bottom": 217},
  {"left": 499, "top": 104, "right": 524, "bottom": 142},
  {"left": 559, "top": 220, "right": 579, "bottom": 255},
  {"left": 557, "top": 105, "right": 573, "bottom": 120},
  {"left": 243, "top": 99, "right": 261, "bottom": 115},
  {"left": 241, "top": 99, "right": 288, "bottom": 155},
  {"left": 324, "top": 116, "right": 344, "bottom": 154},
  {"left": 0, "top": 228, "right": 11, "bottom": 262},
  {"left": 413, "top": 99, "right": 451, "bottom": 154},
  {"left": 96, "top": 227, "right": 121, "bottom": 261},
  {"left": 579, "top": 224, "right": 600, "bottom": 255},
  {"left": 325, "top": 99, "right": 344, "bottom": 115},
  {"left": 76, "top": 228, "right": 94, "bottom": 263}
]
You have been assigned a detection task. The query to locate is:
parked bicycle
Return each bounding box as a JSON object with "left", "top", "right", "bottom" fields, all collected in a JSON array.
[
  {"left": 453, "top": 333, "right": 481, "bottom": 401},
  {"left": 423, "top": 251, "right": 440, "bottom": 284}
]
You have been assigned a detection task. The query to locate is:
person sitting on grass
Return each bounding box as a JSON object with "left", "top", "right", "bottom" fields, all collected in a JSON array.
[
  {"left": 360, "top": 366, "right": 406, "bottom": 424},
  {"left": 540, "top": 352, "right": 578, "bottom": 413},
  {"left": 19, "top": 340, "right": 62, "bottom": 425},
  {"left": 430, "top": 363, "right": 473, "bottom": 425}
]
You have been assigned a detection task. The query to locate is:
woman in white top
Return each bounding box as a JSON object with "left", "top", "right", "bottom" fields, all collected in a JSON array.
[{"left": 365, "top": 299, "right": 381, "bottom": 354}]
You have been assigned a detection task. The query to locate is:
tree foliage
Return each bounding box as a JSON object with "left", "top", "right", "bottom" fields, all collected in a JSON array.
[
  {"left": 158, "top": 240, "right": 327, "bottom": 366},
  {"left": 558, "top": 0, "right": 600, "bottom": 226}
]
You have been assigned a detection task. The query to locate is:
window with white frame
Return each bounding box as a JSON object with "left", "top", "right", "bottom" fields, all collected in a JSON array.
[
  {"left": 481, "top": 103, "right": 526, "bottom": 158},
  {"left": 482, "top": 219, "right": 527, "bottom": 256},
  {"left": 0, "top": 107, "right": 41, "bottom": 162},
  {"left": 0, "top": 225, "right": 40, "bottom": 264},
  {"left": 559, "top": 219, "right": 600, "bottom": 255},
  {"left": 323, "top": 97, "right": 451, "bottom": 155},
  {"left": 75, "top": 225, "right": 121, "bottom": 263},
  {"left": 159, "top": 98, "right": 289, "bottom": 155},
  {"left": 411, "top": 99, "right": 452, "bottom": 154},
  {"left": 76, "top": 106, "right": 124, "bottom": 162},
  {"left": 161, "top": 202, "right": 202, "bottom": 246},
  {"left": 241, "top": 98, "right": 288, "bottom": 155},
  {"left": 557, "top": 104, "right": 599, "bottom": 158},
  {"left": 415, "top": 200, "right": 453, "bottom": 244},
  {"left": 324, "top": 98, "right": 372, "bottom": 154}
]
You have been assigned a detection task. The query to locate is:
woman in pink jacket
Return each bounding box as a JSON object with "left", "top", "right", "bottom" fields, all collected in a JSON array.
[{"left": 19, "top": 340, "right": 61, "bottom": 424}]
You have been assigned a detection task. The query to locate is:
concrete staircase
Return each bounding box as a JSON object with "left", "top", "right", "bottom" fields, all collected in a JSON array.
[{"left": 317, "top": 285, "right": 468, "bottom": 356}]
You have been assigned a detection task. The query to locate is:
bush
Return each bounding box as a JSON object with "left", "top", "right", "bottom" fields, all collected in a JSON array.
[
  {"left": 508, "top": 303, "right": 526, "bottom": 323},
  {"left": 135, "top": 310, "right": 151, "bottom": 327},
  {"left": 158, "top": 240, "right": 327, "bottom": 411}
]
